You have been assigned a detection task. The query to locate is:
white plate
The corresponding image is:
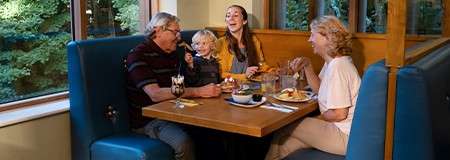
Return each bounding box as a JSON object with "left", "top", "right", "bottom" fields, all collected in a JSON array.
[
  {"left": 273, "top": 90, "right": 313, "bottom": 102},
  {"left": 227, "top": 97, "right": 267, "bottom": 108}
]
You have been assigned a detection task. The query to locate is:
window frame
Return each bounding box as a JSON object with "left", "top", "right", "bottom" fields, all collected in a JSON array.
[{"left": 0, "top": 92, "right": 68, "bottom": 112}]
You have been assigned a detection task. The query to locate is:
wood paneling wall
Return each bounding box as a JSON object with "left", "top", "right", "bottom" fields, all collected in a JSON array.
[
  {"left": 443, "top": 0, "right": 450, "bottom": 37},
  {"left": 208, "top": 28, "right": 430, "bottom": 75}
]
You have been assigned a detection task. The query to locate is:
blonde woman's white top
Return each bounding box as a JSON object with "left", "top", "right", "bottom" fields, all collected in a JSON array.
[{"left": 317, "top": 56, "right": 361, "bottom": 135}]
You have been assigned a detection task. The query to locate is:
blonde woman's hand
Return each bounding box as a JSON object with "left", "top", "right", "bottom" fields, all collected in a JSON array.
[
  {"left": 290, "top": 57, "right": 311, "bottom": 73},
  {"left": 185, "top": 53, "right": 194, "bottom": 68}
]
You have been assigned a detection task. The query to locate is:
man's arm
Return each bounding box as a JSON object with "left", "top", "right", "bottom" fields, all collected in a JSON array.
[{"left": 143, "top": 83, "right": 221, "bottom": 102}]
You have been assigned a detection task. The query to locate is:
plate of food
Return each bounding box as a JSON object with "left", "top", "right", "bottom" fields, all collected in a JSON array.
[
  {"left": 249, "top": 74, "right": 263, "bottom": 82},
  {"left": 273, "top": 88, "right": 313, "bottom": 102},
  {"left": 249, "top": 74, "right": 278, "bottom": 82},
  {"left": 221, "top": 77, "right": 236, "bottom": 93}
]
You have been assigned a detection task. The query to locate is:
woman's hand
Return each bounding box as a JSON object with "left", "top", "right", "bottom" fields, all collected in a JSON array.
[
  {"left": 245, "top": 66, "right": 259, "bottom": 78},
  {"left": 320, "top": 108, "right": 349, "bottom": 122},
  {"left": 185, "top": 53, "right": 194, "bottom": 68},
  {"left": 290, "top": 57, "right": 311, "bottom": 73}
]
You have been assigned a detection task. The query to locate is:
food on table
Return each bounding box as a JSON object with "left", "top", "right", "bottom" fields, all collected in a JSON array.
[
  {"left": 252, "top": 94, "right": 263, "bottom": 102},
  {"left": 250, "top": 75, "right": 262, "bottom": 82},
  {"left": 278, "top": 88, "right": 308, "bottom": 100},
  {"left": 231, "top": 90, "right": 253, "bottom": 104},
  {"left": 221, "top": 76, "right": 236, "bottom": 92}
]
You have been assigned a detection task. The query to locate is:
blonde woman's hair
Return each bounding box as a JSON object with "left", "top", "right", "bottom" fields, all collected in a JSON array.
[
  {"left": 191, "top": 29, "right": 218, "bottom": 57},
  {"left": 310, "top": 15, "right": 352, "bottom": 57},
  {"left": 144, "top": 12, "right": 180, "bottom": 39}
]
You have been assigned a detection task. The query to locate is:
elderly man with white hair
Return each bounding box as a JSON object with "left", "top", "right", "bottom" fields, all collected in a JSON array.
[{"left": 126, "top": 12, "right": 221, "bottom": 160}]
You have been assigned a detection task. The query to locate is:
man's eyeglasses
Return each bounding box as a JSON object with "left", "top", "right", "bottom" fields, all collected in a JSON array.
[{"left": 165, "top": 28, "right": 181, "bottom": 36}]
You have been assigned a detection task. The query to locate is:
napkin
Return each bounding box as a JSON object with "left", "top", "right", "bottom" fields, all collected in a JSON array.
[
  {"left": 260, "top": 105, "right": 293, "bottom": 113},
  {"left": 170, "top": 98, "right": 201, "bottom": 107}
]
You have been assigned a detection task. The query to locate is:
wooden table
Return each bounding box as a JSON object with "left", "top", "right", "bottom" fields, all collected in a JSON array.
[{"left": 142, "top": 94, "right": 317, "bottom": 137}]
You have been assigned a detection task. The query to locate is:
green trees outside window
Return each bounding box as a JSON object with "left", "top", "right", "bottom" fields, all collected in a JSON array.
[
  {"left": 362, "top": 0, "right": 387, "bottom": 33},
  {"left": 283, "top": 0, "right": 349, "bottom": 31},
  {"left": 285, "top": 0, "right": 309, "bottom": 31},
  {"left": 322, "top": 0, "right": 349, "bottom": 25},
  {"left": 0, "top": 0, "right": 139, "bottom": 104},
  {"left": 86, "top": 0, "right": 139, "bottom": 38},
  {"left": 415, "top": 0, "right": 442, "bottom": 34},
  {"left": 282, "top": 0, "right": 442, "bottom": 34},
  {"left": 361, "top": 0, "right": 442, "bottom": 34},
  {"left": 0, "top": 0, "right": 71, "bottom": 103}
]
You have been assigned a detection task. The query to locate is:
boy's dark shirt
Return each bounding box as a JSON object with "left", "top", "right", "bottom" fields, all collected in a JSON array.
[{"left": 185, "top": 55, "right": 221, "bottom": 87}]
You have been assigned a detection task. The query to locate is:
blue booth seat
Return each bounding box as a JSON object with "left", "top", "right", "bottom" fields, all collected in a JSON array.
[
  {"left": 68, "top": 31, "right": 199, "bottom": 160},
  {"left": 394, "top": 43, "right": 450, "bottom": 160}
]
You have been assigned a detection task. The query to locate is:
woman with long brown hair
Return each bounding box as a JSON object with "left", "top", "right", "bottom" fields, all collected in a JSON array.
[{"left": 216, "top": 5, "right": 271, "bottom": 81}]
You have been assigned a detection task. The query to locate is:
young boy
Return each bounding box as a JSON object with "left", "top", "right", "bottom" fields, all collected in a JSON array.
[{"left": 185, "top": 30, "right": 220, "bottom": 87}]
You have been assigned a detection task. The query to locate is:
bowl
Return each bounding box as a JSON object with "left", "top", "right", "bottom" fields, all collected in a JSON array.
[{"left": 232, "top": 93, "right": 252, "bottom": 104}]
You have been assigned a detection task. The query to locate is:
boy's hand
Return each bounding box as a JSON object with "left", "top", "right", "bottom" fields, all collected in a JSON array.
[{"left": 185, "top": 53, "right": 194, "bottom": 68}]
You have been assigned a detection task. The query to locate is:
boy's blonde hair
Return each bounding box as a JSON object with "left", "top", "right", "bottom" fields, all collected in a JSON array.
[{"left": 191, "top": 30, "right": 218, "bottom": 57}]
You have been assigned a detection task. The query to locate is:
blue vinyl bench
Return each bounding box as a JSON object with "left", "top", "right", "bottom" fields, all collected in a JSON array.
[
  {"left": 394, "top": 43, "right": 450, "bottom": 160},
  {"left": 286, "top": 42, "right": 450, "bottom": 160},
  {"left": 68, "top": 31, "right": 199, "bottom": 160}
]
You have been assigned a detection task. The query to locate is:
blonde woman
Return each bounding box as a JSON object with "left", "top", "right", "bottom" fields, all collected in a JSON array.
[{"left": 265, "top": 16, "right": 361, "bottom": 160}]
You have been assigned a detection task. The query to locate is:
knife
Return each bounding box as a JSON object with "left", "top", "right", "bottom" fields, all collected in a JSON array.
[{"left": 271, "top": 103, "right": 298, "bottom": 110}]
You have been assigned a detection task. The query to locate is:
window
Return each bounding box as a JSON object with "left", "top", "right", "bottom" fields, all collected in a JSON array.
[
  {"left": 271, "top": 0, "right": 443, "bottom": 35},
  {"left": 0, "top": 0, "right": 71, "bottom": 104},
  {"left": 359, "top": 0, "right": 442, "bottom": 34},
  {"left": 270, "top": 0, "right": 310, "bottom": 31},
  {"left": 86, "top": 0, "right": 140, "bottom": 38},
  {"left": 315, "top": 0, "right": 349, "bottom": 26},
  {"left": 359, "top": 0, "right": 387, "bottom": 33},
  {"left": 0, "top": 0, "right": 141, "bottom": 105},
  {"left": 407, "top": 0, "right": 442, "bottom": 35},
  {"left": 270, "top": 0, "right": 349, "bottom": 31}
]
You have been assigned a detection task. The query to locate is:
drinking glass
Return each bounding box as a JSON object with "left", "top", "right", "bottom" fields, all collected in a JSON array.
[
  {"left": 171, "top": 75, "right": 185, "bottom": 108},
  {"left": 261, "top": 73, "right": 277, "bottom": 96},
  {"left": 281, "top": 75, "right": 297, "bottom": 90}
]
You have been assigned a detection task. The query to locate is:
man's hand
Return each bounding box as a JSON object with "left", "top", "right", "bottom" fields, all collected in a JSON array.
[
  {"left": 185, "top": 53, "right": 194, "bottom": 68},
  {"left": 196, "top": 83, "right": 221, "bottom": 98}
]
